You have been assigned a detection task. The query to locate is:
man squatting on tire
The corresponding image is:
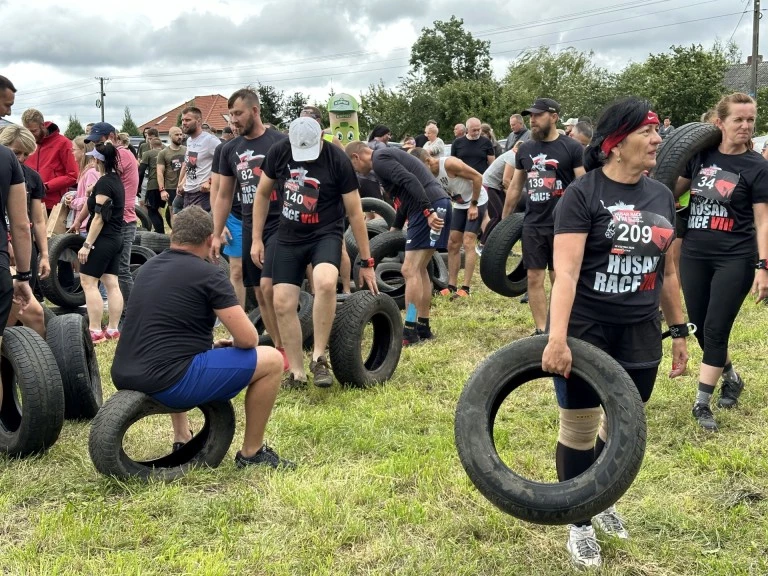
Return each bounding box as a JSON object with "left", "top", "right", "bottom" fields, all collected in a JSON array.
[{"left": 541, "top": 98, "right": 689, "bottom": 568}]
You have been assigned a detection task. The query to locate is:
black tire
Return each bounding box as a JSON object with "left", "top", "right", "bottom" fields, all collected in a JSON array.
[
  {"left": 134, "top": 230, "right": 170, "bottom": 253},
  {"left": 374, "top": 262, "right": 406, "bottom": 310},
  {"left": 49, "top": 306, "right": 87, "bottom": 318},
  {"left": 0, "top": 327, "right": 65, "bottom": 457},
  {"left": 245, "top": 288, "right": 259, "bottom": 313},
  {"left": 46, "top": 314, "right": 102, "bottom": 420},
  {"left": 329, "top": 291, "right": 403, "bottom": 387},
  {"left": 428, "top": 251, "right": 449, "bottom": 290},
  {"left": 88, "top": 390, "right": 235, "bottom": 481},
  {"left": 135, "top": 206, "right": 151, "bottom": 231},
  {"left": 130, "top": 245, "right": 156, "bottom": 268},
  {"left": 39, "top": 234, "right": 85, "bottom": 308},
  {"left": 455, "top": 335, "right": 646, "bottom": 525},
  {"left": 345, "top": 218, "right": 391, "bottom": 271},
  {"left": 650, "top": 122, "right": 722, "bottom": 191},
  {"left": 42, "top": 304, "right": 55, "bottom": 327},
  {"left": 479, "top": 214, "right": 527, "bottom": 297},
  {"left": 252, "top": 291, "right": 314, "bottom": 350},
  {"left": 361, "top": 197, "right": 397, "bottom": 227},
  {"left": 357, "top": 230, "right": 406, "bottom": 281}
]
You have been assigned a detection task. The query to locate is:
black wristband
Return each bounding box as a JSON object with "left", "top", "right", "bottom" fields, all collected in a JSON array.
[
  {"left": 12, "top": 271, "right": 32, "bottom": 282},
  {"left": 756, "top": 259, "right": 768, "bottom": 270},
  {"left": 667, "top": 324, "right": 689, "bottom": 339}
]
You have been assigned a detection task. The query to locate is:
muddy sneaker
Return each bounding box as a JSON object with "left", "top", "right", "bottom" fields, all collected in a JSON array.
[
  {"left": 281, "top": 372, "right": 307, "bottom": 390},
  {"left": 402, "top": 327, "right": 422, "bottom": 347},
  {"left": 235, "top": 444, "right": 296, "bottom": 470},
  {"left": 566, "top": 524, "right": 602, "bottom": 569},
  {"left": 717, "top": 374, "right": 745, "bottom": 409},
  {"left": 450, "top": 288, "right": 470, "bottom": 300},
  {"left": 592, "top": 505, "right": 629, "bottom": 539},
  {"left": 310, "top": 355, "right": 333, "bottom": 388},
  {"left": 692, "top": 403, "right": 718, "bottom": 431}
]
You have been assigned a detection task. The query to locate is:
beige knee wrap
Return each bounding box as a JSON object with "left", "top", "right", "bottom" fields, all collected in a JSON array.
[{"left": 558, "top": 407, "right": 602, "bottom": 450}]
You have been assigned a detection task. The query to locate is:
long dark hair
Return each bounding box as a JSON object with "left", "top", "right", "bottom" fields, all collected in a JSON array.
[
  {"left": 95, "top": 141, "right": 120, "bottom": 174},
  {"left": 584, "top": 97, "right": 654, "bottom": 172},
  {"left": 368, "top": 124, "right": 391, "bottom": 142}
]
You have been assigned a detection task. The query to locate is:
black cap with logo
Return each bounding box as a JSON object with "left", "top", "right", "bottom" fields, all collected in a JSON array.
[{"left": 521, "top": 98, "right": 561, "bottom": 116}]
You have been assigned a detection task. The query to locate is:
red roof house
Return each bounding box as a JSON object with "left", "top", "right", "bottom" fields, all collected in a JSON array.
[{"left": 138, "top": 94, "right": 229, "bottom": 135}]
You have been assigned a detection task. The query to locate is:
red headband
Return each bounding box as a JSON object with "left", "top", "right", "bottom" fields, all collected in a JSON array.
[{"left": 600, "top": 111, "right": 659, "bottom": 157}]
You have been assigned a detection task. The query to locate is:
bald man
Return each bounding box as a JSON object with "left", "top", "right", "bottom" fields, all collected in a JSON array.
[{"left": 450, "top": 117, "right": 494, "bottom": 175}]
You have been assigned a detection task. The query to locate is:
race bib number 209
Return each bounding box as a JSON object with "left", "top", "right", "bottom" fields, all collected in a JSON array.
[{"left": 607, "top": 210, "right": 674, "bottom": 256}]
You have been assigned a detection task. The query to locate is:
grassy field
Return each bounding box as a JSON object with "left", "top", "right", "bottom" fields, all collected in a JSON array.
[{"left": 1, "top": 282, "right": 768, "bottom": 575}]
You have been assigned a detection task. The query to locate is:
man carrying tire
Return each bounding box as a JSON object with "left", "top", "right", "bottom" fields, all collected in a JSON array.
[
  {"left": 112, "top": 207, "right": 293, "bottom": 469},
  {"left": 503, "top": 98, "right": 585, "bottom": 334},
  {"left": 346, "top": 142, "right": 449, "bottom": 346},
  {"left": 252, "top": 117, "right": 378, "bottom": 388}
]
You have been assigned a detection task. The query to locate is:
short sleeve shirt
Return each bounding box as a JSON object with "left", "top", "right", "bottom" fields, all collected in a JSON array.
[
  {"left": 0, "top": 146, "right": 25, "bottom": 270},
  {"left": 219, "top": 129, "right": 287, "bottom": 230},
  {"left": 87, "top": 172, "right": 125, "bottom": 239},
  {"left": 157, "top": 145, "right": 186, "bottom": 191},
  {"left": 554, "top": 169, "right": 676, "bottom": 324},
  {"left": 139, "top": 148, "right": 161, "bottom": 190},
  {"left": 262, "top": 139, "right": 358, "bottom": 245},
  {"left": 516, "top": 136, "right": 584, "bottom": 229},
  {"left": 183, "top": 132, "right": 220, "bottom": 192},
  {"left": 682, "top": 147, "right": 768, "bottom": 259},
  {"left": 482, "top": 150, "right": 516, "bottom": 190},
  {"left": 450, "top": 135, "right": 495, "bottom": 174},
  {"left": 21, "top": 165, "right": 45, "bottom": 218},
  {"left": 111, "top": 250, "right": 239, "bottom": 394}
]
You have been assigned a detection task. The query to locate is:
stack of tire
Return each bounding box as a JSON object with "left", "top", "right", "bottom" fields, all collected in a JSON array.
[{"left": 1, "top": 312, "right": 102, "bottom": 457}]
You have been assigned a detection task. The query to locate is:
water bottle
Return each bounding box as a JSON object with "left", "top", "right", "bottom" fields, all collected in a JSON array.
[{"left": 429, "top": 207, "right": 447, "bottom": 247}]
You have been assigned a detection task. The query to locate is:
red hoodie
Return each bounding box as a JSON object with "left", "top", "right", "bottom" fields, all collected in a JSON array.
[{"left": 24, "top": 121, "right": 79, "bottom": 210}]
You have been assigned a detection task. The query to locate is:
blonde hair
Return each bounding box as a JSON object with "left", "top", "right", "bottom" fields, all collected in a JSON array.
[
  {"left": 21, "top": 108, "right": 44, "bottom": 127},
  {"left": 73, "top": 135, "right": 96, "bottom": 180},
  {"left": 716, "top": 92, "right": 756, "bottom": 121},
  {"left": 0, "top": 125, "right": 37, "bottom": 154},
  {"left": 480, "top": 123, "right": 496, "bottom": 140},
  {"left": 117, "top": 132, "right": 131, "bottom": 147}
]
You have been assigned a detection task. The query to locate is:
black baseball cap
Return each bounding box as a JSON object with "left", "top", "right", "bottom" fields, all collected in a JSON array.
[{"left": 521, "top": 98, "right": 561, "bottom": 116}]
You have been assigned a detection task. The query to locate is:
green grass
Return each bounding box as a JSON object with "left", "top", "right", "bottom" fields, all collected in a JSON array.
[{"left": 2, "top": 284, "right": 768, "bottom": 575}]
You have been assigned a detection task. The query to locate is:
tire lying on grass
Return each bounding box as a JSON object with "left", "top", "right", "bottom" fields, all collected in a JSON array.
[
  {"left": 46, "top": 314, "right": 102, "bottom": 420},
  {"left": 88, "top": 390, "right": 236, "bottom": 481},
  {"left": 0, "top": 327, "right": 65, "bottom": 457},
  {"left": 329, "top": 291, "right": 402, "bottom": 387},
  {"left": 39, "top": 234, "right": 85, "bottom": 308},
  {"left": 479, "top": 214, "right": 527, "bottom": 297},
  {"left": 454, "top": 334, "right": 646, "bottom": 525}
]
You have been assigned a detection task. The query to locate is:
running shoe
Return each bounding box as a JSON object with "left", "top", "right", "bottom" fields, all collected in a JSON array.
[
  {"left": 402, "top": 327, "right": 422, "bottom": 347},
  {"left": 450, "top": 289, "right": 470, "bottom": 300},
  {"left": 519, "top": 292, "right": 529, "bottom": 304},
  {"left": 566, "top": 524, "right": 602, "bottom": 568},
  {"left": 417, "top": 325, "right": 435, "bottom": 341},
  {"left": 439, "top": 287, "right": 455, "bottom": 297},
  {"left": 717, "top": 373, "right": 745, "bottom": 409},
  {"left": 104, "top": 328, "right": 120, "bottom": 341},
  {"left": 90, "top": 329, "right": 106, "bottom": 345},
  {"left": 310, "top": 355, "right": 333, "bottom": 388},
  {"left": 692, "top": 403, "right": 718, "bottom": 431},
  {"left": 592, "top": 505, "right": 629, "bottom": 539},
  {"left": 281, "top": 372, "right": 308, "bottom": 390},
  {"left": 235, "top": 444, "right": 296, "bottom": 470}
]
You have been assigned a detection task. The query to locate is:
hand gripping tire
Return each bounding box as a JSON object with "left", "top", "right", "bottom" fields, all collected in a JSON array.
[
  {"left": 134, "top": 230, "right": 171, "bottom": 253},
  {"left": 479, "top": 214, "right": 527, "bottom": 297},
  {"left": 88, "top": 390, "right": 236, "bottom": 481},
  {"left": 454, "top": 335, "right": 646, "bottom": 525},
  {"left": 134, "top": 206, "right": 152, "bottom": 231},
  {"left": 46, "top": 314, "right": 102, "bottom": 420},
  {"left": 360, "top": 197, "right": 397, "bottom": 227},
  {"left": 650, "top": 122, "right": 722, "bottom": 191},
  {"left": 0, "top": 327, "right": 65, "bottom": 457},
  {"left": 329, "top": 291, "right": 403, "bottom": 387},
  {"left": 39, "top": 234, "right": 85, "bottom": 308}
]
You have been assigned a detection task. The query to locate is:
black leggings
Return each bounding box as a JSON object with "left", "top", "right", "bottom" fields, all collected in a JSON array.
[
  {"left": 679, "top": 254, "right": 753, "bottom": 366},
  {"left": 480, "top": 186, "right": 504, "bottom": 244}
]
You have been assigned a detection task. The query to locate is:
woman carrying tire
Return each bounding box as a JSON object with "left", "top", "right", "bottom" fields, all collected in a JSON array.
[
  {"left": 675, "top": 93, "right": 768, "bottom": 431},
  {"left": 77, "top": 142, "right": 125, "bottom": 344},
  {"left": 542, "top": 98, "right": 689, "bottom": 568}
]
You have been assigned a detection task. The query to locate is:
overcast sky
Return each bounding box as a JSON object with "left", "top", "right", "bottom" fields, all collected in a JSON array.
[{"left": 1, "top": 0, "right": 757, "bottom": 130}]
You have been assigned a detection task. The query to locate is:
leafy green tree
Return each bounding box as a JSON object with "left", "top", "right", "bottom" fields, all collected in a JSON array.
[
  {"left": 436, "top": 78, "right": 507, "bottom": 140},
  {"left": 120, "top": 106, "right": 140, "bottom": 135},
  {"left": 360, "top": 81, "right": 413, "bottom": 140},
  {"left": 258, "top": 84, "right": 285, "bottom": 126},
  {"left": 409, "top": 16, "right": 491, "bottom": 87},
  {"left": 756, "top": 86, "right": 768, "bottom": 135},
  {"left": 283, "top": 92, "right": 308, "bottom": 122},
  {"left": 64, "top": 115, "right": 85, "bottom": 140}
]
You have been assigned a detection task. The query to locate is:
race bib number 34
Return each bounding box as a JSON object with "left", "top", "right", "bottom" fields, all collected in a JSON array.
[
  {"left": 608, "top": 210, "right": 674, "bottom": 256},
  {"left": 691, "top": 166, "right": 739, "bottom": 203}
]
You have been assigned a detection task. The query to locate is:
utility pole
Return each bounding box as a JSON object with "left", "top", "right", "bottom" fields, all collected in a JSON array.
[
  {"left": 751, "top": 0, "right": 761, "bottom": 97},
  {"left": 95, "top": 77, "right": 108, "bottom": 122}
]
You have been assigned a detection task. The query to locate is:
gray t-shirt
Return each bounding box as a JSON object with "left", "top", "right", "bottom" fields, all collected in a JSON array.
[
  {"left": 183, "top": 131, "right": 220, "bottom": 193},
  {"left": 482, "top": 150, "right": 516, "bottom": 190}
]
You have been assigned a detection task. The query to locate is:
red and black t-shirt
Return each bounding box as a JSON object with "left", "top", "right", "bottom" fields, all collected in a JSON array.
[
  {"left": 219, "top": 129, "right": 287, "bottom": 234},
  {"left": 516, "top": 136, "right": 584, "bottom": 229},
  {"left": 262, "top": 139, "right": 359, "bottom": 245},
  {"left": 554, "top": 169, "right": 676, "bottom": 324},
  {"left": 682, "top": 147, "right": 768, "bottom": 259}
]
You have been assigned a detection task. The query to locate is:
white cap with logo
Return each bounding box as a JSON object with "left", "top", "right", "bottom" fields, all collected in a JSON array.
[{"left": 289, "top": 117, "right": 322, "bottom": 161}]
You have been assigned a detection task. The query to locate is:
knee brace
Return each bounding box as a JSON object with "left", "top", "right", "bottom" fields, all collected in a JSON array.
[{"left": 558, "top": 407, "right": 602, "bottom": 450}]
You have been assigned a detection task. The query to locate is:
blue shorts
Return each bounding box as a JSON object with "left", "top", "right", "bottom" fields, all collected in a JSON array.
[
  {"left": 222, "top": 213, "right": 243, "bottom": 258},
  {"left": 152, "top": 347, "right": 257, "bottom": 409},
  {"left": 406, "top": 197, "right": 452, "bottom": 251}
]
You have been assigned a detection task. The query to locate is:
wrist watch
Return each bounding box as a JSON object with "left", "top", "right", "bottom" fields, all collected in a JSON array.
[
  {"left": 470, "top": 200, "right": 479, "bottom": 206},
  {"left": 359, "top": 257, "right": 375, "bottom": 268},
  {"left": 423, "top": 208, "right": 435, "bottom": 218},
  {"left": 12, "top": 270, "right": 32, "bottom": 282},
  {"left": 83, "top": 242, "right": 93, "bottom": 250}
]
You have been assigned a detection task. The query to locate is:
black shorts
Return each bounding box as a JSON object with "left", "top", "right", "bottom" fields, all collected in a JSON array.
[
  {"left": 522, "top": 226, "right": 553, "bottom": 270},
  {"left": 406, "top": 197, "right": 452, "bottom": 251},
  {"left": 242, "top": 224, "right": 277, "bottom": 288},
  {"left": 272, "top": 235, "right": 342, "bottom": 287},
  {"left": 145, "top": 189, "right": 167, "bottom": 209},
  {"left": 80, "top": 235, "right": 123, "bottom": 278},
  {"left": 450, "top": 204, "right": 487, "bottom": 236},
  {"left": 0, "top": 268, "right": 13, "bottom": 330}
]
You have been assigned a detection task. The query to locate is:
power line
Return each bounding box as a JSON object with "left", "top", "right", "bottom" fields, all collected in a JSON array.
[{"left": 728, "top": 0, "right": 752, "bottom": 44}]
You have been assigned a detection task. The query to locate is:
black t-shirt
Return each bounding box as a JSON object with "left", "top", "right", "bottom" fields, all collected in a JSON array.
[
  {"left": 414, "top": 134, "right": 428, "bottom": 148},
  {"left": 516, "top": 136, "right": 584, "bottom": 229},
  {"left": 219, "top": 129, "right": 287, "bottom": 230},
  {"left": 682, "top": 147, "right": 768, "bottom": 259},
  {"left": 87, "top": 172, "right": 125, "bottom": 239},
  {"left": 21, "top": 165, "right": 45, "bottom": 218},
  {"left": 0, "top": 146, "right": 24, "bottom": 270},
  {"left": 263, "top": 138, "right": 358, "bottom": 245},
  {"left": 211, "top": 142, "right": 243, "bottom": 220},
  {"left": 111, "top": 250, "right": 239, "bottom": 394},
  {"left": 372, "top": 147, "right": 448, "bottom": 220},
  {"left": 554, "top": 169, "right": 676, "bottom": 325},
  {"left": 450, "top": 135, "right": 495, "bottom": 174}
]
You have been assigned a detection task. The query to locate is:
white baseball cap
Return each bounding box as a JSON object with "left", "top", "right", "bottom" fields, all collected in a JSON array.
[
  {"left": 562, "top": 117, "right": 579, "bottom": 126},
  {"left": 289, "top": 117, "right": 322, "bottom": 161}
]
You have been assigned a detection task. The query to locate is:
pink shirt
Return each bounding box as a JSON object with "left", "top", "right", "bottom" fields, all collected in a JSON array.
[
  {"left": 72, "top": 166, "right": 99, "bottom": 232},
  {"left": 117, "top": 146, "right": 138, "bottom": 223}
]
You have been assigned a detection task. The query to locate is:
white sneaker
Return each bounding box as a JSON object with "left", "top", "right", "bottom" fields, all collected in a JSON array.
[
  {"left": 566, "top": 524, "right": 602, "bottom": 568},
  {"left": 592, "top": 505, "right": 629, "bottom": 539}
]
